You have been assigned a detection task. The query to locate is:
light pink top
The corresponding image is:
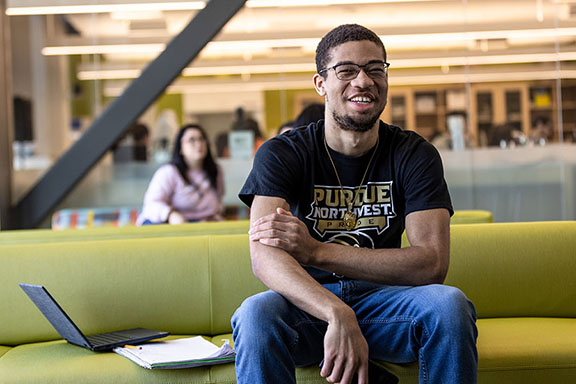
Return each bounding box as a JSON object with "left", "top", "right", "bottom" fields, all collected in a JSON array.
[{"left": 137, "top": 164, "right": 224, "bottom": 225}]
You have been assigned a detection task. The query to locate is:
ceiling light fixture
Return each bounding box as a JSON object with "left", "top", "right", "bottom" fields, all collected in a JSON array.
[
  {"left": 5, "top": 0, "right": 433, "bottom": 16},
  {"left": 102, "top": 69, "right": 576, "bottom": 96},
  {"left": 6, "top": 2, "right": 206, "bottom": 16},
  {"left": 42, "top": 43, "right": 166, "bottom": 56},
  {"left": 245, "top": 0, "right": 436, "bottom": 7},
  {"left": 78, "top": 62, "right": 315, "bottom": 80},
  {"left": 393, "top": 52, "right": 576, "bottom": 68},
  {"left": 103, "top": 78, "right": 314, "bottom": 97},
  {"left": 78, "top": 69, "right": 143, "bottom": 80},
  {"left": 77, "top": 51, "right": 576, "bottom": 80},
  {"left": 42, "top": 26, "right": 576, "bottom": 56}
]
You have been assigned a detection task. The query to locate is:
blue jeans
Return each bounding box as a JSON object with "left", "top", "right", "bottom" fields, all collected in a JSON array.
[{"left": 232, "top": 280, "right": 478, "bottom": 384}]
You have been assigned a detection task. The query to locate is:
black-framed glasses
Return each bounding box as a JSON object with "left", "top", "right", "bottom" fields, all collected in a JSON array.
[
  {"left": 318, "top": 61, "right": 390, "bottom": 81},
  {"left": 186, "top": 136, "right": 207, "bottom": 144}
]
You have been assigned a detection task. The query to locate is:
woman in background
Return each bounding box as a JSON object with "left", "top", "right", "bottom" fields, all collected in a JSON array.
[{"left": 137, "top": 124, "right": 224, "bottom": 225}]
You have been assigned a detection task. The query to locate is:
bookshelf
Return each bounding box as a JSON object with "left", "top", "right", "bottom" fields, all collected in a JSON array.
[
  {"left": 560, "top": 84, "right": 576, "bottom": 142},
  {"left": 384, "top": 81, "right": 576, "bottom": 146}
]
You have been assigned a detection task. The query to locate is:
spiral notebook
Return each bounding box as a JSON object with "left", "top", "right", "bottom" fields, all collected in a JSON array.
[{"left": 114, "top": 336, "right": 236, "bottom": 369}]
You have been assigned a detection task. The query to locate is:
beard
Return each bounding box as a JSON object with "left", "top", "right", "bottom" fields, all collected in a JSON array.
[
  {"left": 329, "top": 93, "right": 386, "bottom": 132},
  {"left": 332, "top": 109, "right": 381, "bottom": 132}
]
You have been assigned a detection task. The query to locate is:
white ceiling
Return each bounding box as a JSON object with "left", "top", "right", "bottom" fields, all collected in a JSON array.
[
  {"left": 58, "top": 0, "right": 576, "bottom": 47},
  {"left": 9, "top": 0, "right": 576, "bottom": 91}
]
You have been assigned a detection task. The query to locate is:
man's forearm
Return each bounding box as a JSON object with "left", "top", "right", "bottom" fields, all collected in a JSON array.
[
  {"left": 250, "top": 207, "right": 451, "bottom": 286},
  {"left": 311, "top": 208, "right": 451, "bottom": 285},
  {"left": 311, "top": 242, "right": 447, "bottom": 285}
]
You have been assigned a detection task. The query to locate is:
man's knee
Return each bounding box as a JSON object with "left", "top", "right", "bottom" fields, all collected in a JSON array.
[
  {"left": 232, "top": 291, "right": 289, "bottom": 333},
  {"left": 423, "top": 285, "right": 477, "bottom": 327}
]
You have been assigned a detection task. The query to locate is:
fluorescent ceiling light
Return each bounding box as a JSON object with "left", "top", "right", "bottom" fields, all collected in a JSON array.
[
  {"left": 382, "top": 28, "right": 576, "bottom": 46},
  {"left": 103, "top": 78, "right": 314, "bottom": 97},
  {"left": 6, "top": 0, "right": 437, "bottom": 15},
  {"left": 182, "top": 63, "right": 315, "bottom": 76},
  {"left": 42, "top": 43, "right": 166, "bottom": 55},
  {"left": 79, "top": 62, "right": 316, "bottom": 80},
  {"left": 78, "top": 69, "right": 143, "bottom": 80},
  {"left": 6, "top": 2, "right": 205, "bottom": 16},
  {"left": 103, "top": 69, "right": 576, "bottom": 96},
  {"left": 77, "top": 51, "right": 576, "bottom": 80},
  {"left": 393, "top": 52, "right": 576, "bottom": 68},
  {"left": 41, "top": 39, "right": 318, "bottom": 56},
  {"left": 41, "top": 27, "right": 576, "bottom": 57},
  {"left": 245, "top": 0, "right": 435, "bottom": 7}
]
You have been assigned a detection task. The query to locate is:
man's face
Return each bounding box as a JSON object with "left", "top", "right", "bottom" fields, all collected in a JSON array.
[{"left": 314, "top": 40, "right": 388, "bottom": 132}]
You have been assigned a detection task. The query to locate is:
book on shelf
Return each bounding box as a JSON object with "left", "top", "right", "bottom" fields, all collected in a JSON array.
[
  {"left": 414, "top": 94, "right": 437, "bottom": 113},
  {"left": 114, "top": 336, "right": 236, "bottom": 369}
]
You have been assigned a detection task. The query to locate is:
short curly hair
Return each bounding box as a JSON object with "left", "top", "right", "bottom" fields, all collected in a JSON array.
[{"left": 315, "top": 24, "right": 386, "bottom": 76}]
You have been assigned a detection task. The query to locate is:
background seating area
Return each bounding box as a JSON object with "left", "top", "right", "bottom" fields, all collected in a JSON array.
[
  {"left": 49, "top": 208, "right": 494, "bottom": 231},
  {"left": 51, "top": 207, "right": 142, "bottom": 230}
]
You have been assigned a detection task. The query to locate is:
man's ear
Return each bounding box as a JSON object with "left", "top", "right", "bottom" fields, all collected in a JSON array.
[{"left": 313, "top": 74, "right": 326, "bottom": 97}]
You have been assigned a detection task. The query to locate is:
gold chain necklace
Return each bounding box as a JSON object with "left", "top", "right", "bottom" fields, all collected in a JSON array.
[{"left": 324, "top": 134, "right": 379, "bottom": 231}]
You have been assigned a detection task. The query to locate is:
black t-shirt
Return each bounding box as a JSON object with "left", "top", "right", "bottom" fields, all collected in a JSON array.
[{"left": 239, "top": 120, "right": 453, "bottom": 281}]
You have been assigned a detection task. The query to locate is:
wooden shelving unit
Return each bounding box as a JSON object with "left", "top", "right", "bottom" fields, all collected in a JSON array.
[
  {"left": 560, "top": 84, "right": 576, "bottom": 142},
  {"left": 382, "top": 80, "right": 576, "bottom": 147},
  {"left": 389, "top": 94, "right": 407, "bottom": 129}
]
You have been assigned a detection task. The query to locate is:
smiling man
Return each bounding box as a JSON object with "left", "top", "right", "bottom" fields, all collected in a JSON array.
[{"left": 232, "top": 24, "right": 478, "bottom": 384}]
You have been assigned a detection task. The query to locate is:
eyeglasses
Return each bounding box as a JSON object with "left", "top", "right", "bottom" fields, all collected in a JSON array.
[
  {"left": 186, "top": 136, "right": 206, "bottom": 144},
  {"left": 318, "top": 61, "right": 390, "bottom": 81}
]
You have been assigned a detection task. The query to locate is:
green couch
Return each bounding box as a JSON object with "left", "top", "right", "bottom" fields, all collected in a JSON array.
[
  {"left": 2, "top": 220, "right": 573, "bottom": 383},
  {"left": 0, "top": 209, "right": 493, "bottom": 245},
  {"left": 0, "top": 220, "right": 251, "bottom": 245}
]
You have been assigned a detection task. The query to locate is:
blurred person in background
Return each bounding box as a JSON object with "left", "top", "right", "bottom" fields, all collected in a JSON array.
[
  {"left": 489, "top": 122, "right": 527, "bottom": 148},
  {"left": 277, "top": 120, "right": 295, "bottom": 136},
  {"left": 294, "top": 103, "right": 325, "bottom": 128},
  {"left": 137, "top": 124, "right": 224, "bottom": 225},
  {"left": 112, "top": 122, "right": 150, "bottom": 162},
  {"left": 217, "top": 107, "right": 264, "bottom": 157},
  {"left": 529, "top": 116, "right": 553, "bottom": 146}
]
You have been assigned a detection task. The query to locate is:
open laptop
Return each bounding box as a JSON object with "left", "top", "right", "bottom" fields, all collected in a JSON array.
[{"left": 19, "top": 283, "right": 169, "bottom": 351}]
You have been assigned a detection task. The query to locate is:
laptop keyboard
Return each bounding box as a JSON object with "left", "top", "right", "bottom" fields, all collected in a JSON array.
[{"left": 86, "top": 332, "right": 130, "bottom": 345}]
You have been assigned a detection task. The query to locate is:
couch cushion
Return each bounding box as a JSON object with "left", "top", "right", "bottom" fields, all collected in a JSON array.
[
  {"left": 0, "top": 220, "right": 250, "bottom": 245},
  {"left": 450, "top": 210, "right": 493, "bottom": 224},
  {"left": 378, "top": 317, "right": 576, "bottom": 384},
  {"left": 0, "top": 338, "right": 212, "bottom": 384},
  {"left": 208, "top": 235, "right": 266, "bottom": 335},
  {"left": 0, "top": 334, "right": 330, "bottom": 384},
  {"left": 1, "top": 235, "right": 266, "bottom": 346},
  {"left": 476, "top": 318, "right": 576, "bottom": 372},
  {"left": 1, "top": 237, "right": 213, "bottom": 345},
  {"left": 0, "top": 346, "right": 11, "bottom": 358},
  {"left": 447, "top": 221, "right": 576, "bottom": 318}
]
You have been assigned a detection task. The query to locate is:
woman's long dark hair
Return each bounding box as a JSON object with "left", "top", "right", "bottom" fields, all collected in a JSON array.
[{"left": 171, "top": 124, "right": 219, "bottom": 190}]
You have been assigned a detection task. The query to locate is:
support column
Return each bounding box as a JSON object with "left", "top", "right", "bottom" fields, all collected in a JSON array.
[
  {"left": 29, "top": 16, "right": 70, "bottom": 160},
  {"left": 0, "top": 0, "right": 15, "bottom": 230}
]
